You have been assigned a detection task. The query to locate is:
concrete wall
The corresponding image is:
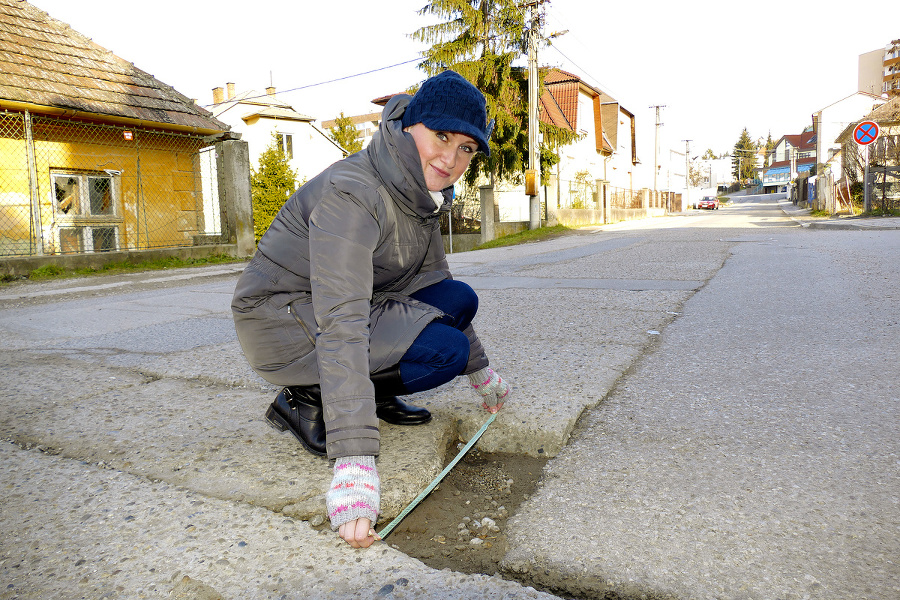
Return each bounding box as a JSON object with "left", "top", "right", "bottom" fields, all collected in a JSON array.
[
  {"left": 443, "top": 233, "right": 480, "bottom": 254},
  {"left": 555, "top": 207, "right": 665, "bottom": 226},
  {"left": 442, "top": 223, "right": 530, "bottom": 254},
  {"left": 0, "top": 244, "right": 242, "bottom": 278}
]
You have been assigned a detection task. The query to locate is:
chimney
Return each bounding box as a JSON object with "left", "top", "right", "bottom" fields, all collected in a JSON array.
[
  {"left": 266, "top": 86, "right": 276, "bottom": 96},
  {"left": 212, "top": 86, "right": 224, "bottom": 104},
  {"left": 226, "top": 82, "right": 235, "bottom": 100}
]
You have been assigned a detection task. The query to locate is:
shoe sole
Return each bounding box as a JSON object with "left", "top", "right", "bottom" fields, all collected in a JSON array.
[
  {"left": 377, "top": 413, "right": 432, "bottom": 426},
  {"left": 265, "top": 405, "right": 327, "bottom": 457}
]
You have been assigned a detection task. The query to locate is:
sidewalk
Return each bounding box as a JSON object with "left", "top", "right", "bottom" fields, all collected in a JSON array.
[{"left": 777, "top": 199, "right": 900, "bottom": 229}]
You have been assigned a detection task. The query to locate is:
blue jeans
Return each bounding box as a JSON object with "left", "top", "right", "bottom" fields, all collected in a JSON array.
[{"left": 398, "top": 279, "right": 477, "bottom": 393}]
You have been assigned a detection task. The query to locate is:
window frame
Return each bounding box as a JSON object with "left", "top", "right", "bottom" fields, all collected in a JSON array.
[
  {"left": 50, "top": 170, "right": 123, "bottom": 253},
  {"left": 277, "top": 132, "right": 294, "bottom": 160}
]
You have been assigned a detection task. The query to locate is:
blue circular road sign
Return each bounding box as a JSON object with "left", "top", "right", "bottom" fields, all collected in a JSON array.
[{"left": 853, "top": 121, "right": 880, "bottom": 146}]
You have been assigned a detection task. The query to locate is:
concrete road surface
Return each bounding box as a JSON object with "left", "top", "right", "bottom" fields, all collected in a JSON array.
[{"left": 1, "top": 195, "right": 897, "bottom": 599}]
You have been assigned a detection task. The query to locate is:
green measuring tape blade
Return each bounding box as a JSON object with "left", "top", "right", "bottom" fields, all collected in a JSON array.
[{"left": 377, "top": 411, "right": 498, "bottom": 540}]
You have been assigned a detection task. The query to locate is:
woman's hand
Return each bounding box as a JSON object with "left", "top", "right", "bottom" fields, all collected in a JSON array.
[
  {"left": 468, "top": 367, "right": 509, "bottom": 413},
  {"left": 338, "top": 518, "right": 381, "bottom": 548},
  {"left": 326, "top": 456, "right": 380, "bottom": 546}
]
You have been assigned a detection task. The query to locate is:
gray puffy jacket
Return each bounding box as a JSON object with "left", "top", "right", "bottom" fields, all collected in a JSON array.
[{"left": 232, "top": 95, "right": 489, "bottom": 458}]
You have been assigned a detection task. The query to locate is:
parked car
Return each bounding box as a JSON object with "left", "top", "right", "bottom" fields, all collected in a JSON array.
[{"left": 698, "top": 196, "right": 719, "bottom": 210}]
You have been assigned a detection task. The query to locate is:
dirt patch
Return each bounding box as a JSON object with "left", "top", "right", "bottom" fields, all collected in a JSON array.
[{"left": 382, "top": 448, "right": 547, "bottom": 576}]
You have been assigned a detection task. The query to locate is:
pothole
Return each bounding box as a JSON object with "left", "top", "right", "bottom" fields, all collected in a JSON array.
[{"left": 383, "top": 448, "right": 547, "bottom": 576}]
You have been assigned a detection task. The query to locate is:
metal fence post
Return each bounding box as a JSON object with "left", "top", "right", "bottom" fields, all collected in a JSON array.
[{"left": 23, "top": 111, "right": 44, "bottom": 255}]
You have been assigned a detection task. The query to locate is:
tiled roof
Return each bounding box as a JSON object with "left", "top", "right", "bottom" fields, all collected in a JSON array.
[
  {"left": 242, "top": 106, "right": 314, "bottom": 122},
  {"left": 539, "top": 89, "right": 571, "bottom": 129},
  {"left": 0, "top": 0, "right": 228, "bottom": 133},
  {"left": 210, "top": 90, "right": 314, "bottom": 123},
  {"left": 539, "top": 68, "right": 618, "bottom": 154},
  {"left": 371, "top": 93, "right": 404, "bottom": 107},
  {"left": 779, "top": 129, "right": 816, "bottom": 151},
  {"left": 541, "top": 68, "right": 582, "bottom": 131}
]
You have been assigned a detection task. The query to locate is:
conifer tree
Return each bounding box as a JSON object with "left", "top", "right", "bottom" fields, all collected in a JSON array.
[
  {"left": 411, "top": 0, "right": 577, "bottom": 185},
  {"left": 330, "top": 112, "right": 364, "bottom": 155},
  {"left": 732, "top": 127, "right": 756, "bottom": 183},
  {"left": 250, "top": 134, "right": 300, "bottom": 242}
]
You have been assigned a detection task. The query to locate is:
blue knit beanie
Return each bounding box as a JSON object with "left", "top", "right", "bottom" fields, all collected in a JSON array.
[{"left": 401, "top": 70, "right": 493, "bottom": 156}]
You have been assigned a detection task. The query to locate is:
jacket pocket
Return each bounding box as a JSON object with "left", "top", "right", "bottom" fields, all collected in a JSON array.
[{"left": 288, "top": 296, "right": 317, "bottom": 346}]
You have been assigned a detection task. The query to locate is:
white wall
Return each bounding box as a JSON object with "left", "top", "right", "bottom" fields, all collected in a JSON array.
[
  {"left": 555, "top": 92, "right": 603, "bottom": 185},
  {"left": 554, "top": 93, "right": 640, "bottom": 191},
  {"left": 226, "top": 118, "right": 343, "bottom": 184},
  {"left": 816, "top": 94, "right": 886, "bottom": 165},
  {"left": 607, "top": 108, "right": 639, "bottom": 190}
]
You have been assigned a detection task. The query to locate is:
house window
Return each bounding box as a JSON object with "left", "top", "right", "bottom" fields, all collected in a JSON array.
[
  {"left": 52, "top": 171, "right": 120, "bottom": 253},
  {"left": 278, "top": 133, "right": 293, "bottom": 159}
]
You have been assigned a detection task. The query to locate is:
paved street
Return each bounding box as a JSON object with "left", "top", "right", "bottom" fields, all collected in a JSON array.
[{"left": 1, "top": 195, "right": 898, "bottom": 599}]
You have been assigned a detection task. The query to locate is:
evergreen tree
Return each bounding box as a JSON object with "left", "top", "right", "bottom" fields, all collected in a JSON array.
[
  {"left": 250, "top": 134, "right": 300, "bottom": 242},
  {"left": 411, "top": 0, "right": 577, "bottom": 185},
  {"left": 732, "top": 127, "right": 756, "bottom": 183},
  {"left": 330, "top": 112, "right": 363, "bottom": 155}
]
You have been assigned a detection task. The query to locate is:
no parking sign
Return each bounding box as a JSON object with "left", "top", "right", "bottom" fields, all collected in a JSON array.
[
  {"left": 853, "top": 121, "right": 879, "bottom": 146},
  {"left": 854, "top": 120, "right": 880, "bottom": 211}
]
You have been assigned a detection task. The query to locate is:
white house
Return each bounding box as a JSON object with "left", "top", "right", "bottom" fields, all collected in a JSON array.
[
  {"left": 209, "top": 83, "right": 345, "bottom": 183},
  {"left": 540, "top": 69, "right": 639, "bottom": 192},
  {"left": 811, "top": 92, "right": 886, "bottom": 209},
  {"left": 812, "top": 92, "right": 886, "bottom": 166}
]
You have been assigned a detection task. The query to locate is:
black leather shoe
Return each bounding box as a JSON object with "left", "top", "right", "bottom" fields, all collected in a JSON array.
[
  {"left": 265, "top": 386, "right": 327, "bottom": 456},
  {"left": 375, "top": 396, "right": 432, "bottom": 425},
  {"left": 371, "top": 367, "right": 431, "bottom": 425}
]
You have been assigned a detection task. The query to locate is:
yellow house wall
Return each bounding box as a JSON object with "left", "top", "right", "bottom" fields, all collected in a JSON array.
[
  {"left": 0, "top": 136, "right": 32, "bottom": 253},
  {"left": 1, "top": 113, "right": 206, "bottom": 255}
]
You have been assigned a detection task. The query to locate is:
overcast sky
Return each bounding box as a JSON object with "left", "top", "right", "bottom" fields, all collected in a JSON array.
[{"left": 31, "top": 0, "right": 900, "bottom": 162}]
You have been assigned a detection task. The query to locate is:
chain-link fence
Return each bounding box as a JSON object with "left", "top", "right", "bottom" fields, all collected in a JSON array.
[{"left": 0, "top": 109, "right": 221, "bottom": 257}]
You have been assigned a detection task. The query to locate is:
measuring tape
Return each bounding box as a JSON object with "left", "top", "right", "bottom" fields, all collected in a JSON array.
[{"left": 377, "top": 411, "right": 498, "bottom": 539}]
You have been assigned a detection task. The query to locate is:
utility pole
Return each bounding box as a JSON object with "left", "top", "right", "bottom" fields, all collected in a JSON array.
[
  {"left": 683, "top": 139, "right": 691, "bottom": 209},
  {"left": 650, "top": 105, "right": 665, "bottom": 192},
  {"left": 526, "top": 1, "right": 541, "bottom": 230}
]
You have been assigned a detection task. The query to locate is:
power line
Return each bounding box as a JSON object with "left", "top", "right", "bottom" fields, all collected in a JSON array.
[
  {"left": 201, "top": 58, "right": 422, "bottom": 108},
  {"left": 541, "top": 6, "right": 622, "bottom": 100}
]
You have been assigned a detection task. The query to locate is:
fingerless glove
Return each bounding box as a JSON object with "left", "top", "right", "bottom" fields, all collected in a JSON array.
[
  {"left": 468, "top": 367, "right": 509, "bottom": 410},
  {"left": 325, "top": 455, "right": 380, "bottom": 530}
]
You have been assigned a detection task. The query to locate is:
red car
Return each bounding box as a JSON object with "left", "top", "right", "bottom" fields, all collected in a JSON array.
[{"left": 698, "top": 196, "right": 719, "bottom": 210}]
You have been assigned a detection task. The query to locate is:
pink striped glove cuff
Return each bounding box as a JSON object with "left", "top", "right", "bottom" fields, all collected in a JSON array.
[
  {"left": 468, "top": 367, "right": 509, "bottom": 411},
  {"left": 326, "top": 455, "right": 380, "bottom": 531}
]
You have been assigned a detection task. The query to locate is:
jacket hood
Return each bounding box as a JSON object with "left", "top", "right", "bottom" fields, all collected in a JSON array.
[{"left": 367, "top": 95, "right": 451, "bottom": 218}]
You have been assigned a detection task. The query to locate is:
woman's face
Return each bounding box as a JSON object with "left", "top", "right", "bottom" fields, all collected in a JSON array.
[{"left": 405, "top": 123, "right": 478, "bottom": 191}]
